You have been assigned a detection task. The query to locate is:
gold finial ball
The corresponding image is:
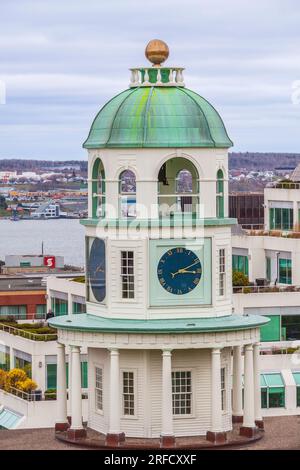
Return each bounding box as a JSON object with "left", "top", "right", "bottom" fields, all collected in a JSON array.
[{"left": 145, "top": 39, "right": 169, "bottom": 66}]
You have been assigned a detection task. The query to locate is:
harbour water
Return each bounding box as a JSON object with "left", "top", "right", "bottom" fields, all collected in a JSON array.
[{"left": 0, "top": 219, "right": 85, "bottom": 267}]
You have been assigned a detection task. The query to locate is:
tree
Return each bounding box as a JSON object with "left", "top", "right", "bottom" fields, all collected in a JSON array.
[{"left": 232, "top": 271, "right": 249, "bottom": 287}]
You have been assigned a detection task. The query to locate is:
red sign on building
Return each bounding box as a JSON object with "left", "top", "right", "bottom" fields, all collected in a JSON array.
[{"left": 44, "top": 256, "right": 56, "bottom": 268}]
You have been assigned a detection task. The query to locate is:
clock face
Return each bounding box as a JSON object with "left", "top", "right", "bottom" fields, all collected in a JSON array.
[
  {"left": 157, "top": 247, "right": 202, "bottom": 295},
  {"left": 87, "top": 238, "right": 106, "bottom": 302}
]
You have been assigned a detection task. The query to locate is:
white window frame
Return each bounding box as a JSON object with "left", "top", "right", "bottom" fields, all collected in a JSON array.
[
  {"left": 171, "top": 369, "right": 194, "bottom": 418},
  {"left": 218, "top": 248, "right": 226, "bottom": 297},
  {"left": 221, "top": 366, "right": 226, "bottom": 412},
  {"left": 121, "top": 369, "right": 137, "bottom": 419},
  {"left": 95, "top": 365, "right": 104, "bottom": 415},
  {"left": 120, "top": 250, "right": 135, "bottom": 301}
]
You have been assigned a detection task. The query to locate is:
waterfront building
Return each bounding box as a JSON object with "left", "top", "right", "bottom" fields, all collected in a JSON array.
[
  {"left": 2, "top": 254, "right": 64, "bottom": 274},
  {"left": 48, "top": 40, "right": 268, "bottom": 446},
  {"left": 32, "top": 201, "right": 60, "bottom": 219}
]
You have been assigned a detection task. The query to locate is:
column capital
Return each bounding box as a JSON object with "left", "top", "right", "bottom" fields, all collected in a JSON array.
[
  {"left": 212, "top": 347, "right": 222, "bottom": 355},
  {"left": 162, "top": 349, "right": 173, "bottom": 356},
  {"left": 108, "top": 348, "right": 119, "bottom": 356},
  {"left": 57, "top": 342, "right": 65, "bottom": 349},
  {"left": 244, "top": 344, "right": 253, "bottom": 352},
  {"left": 70, "top": 345, "right": 81, "bottom": 353}
]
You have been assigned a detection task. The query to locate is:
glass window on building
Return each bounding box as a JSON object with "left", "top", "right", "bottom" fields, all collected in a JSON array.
[
  {"left": 279, "top": 258, "right": 292, "bottom": 284},
  {"left": 0, "top": 305, "right": 26, "bottom": 319},
  {"left": 269, "top": 207, "right": 293, "bottom": 230},
  {"left": 0, "top": 345, "right": 10, "bottom": 371},
  {"left": 119, "top": 170, "right": 136, "bottom": 218},
  {"left": 261, "top": 373, "right": 285, "bottom": 408},
  {"left": 36, "top": 304, "right": 46, "bottom": 319},
  {"left": 219, "top": 249, "right": 226, "bottom": 297},
  {"left": 216, "top": 169, "right": 224, "bottom": 218},
  {"left": 51, "top": 298, "right": 68, "bottom": 316},
  {"left": 266, "top": 257, "right": 271, "bottom": 282},
  {"left": 281, "top": 316, "right": 300, "bottom": 341},
  {"left": 46, "top": 361, "right": 88, "bottom": 390},
  {"left": 95, "top": 367, "right": 103, "bottom": 412},
  {"left": 14, "top": 350, "right": 32, "bottom": 378},
  {"left": 292, "top": 372, "right": 300, "bottom": 407},
  {"left": 232, "top": 254, "right": 249, "bottom": 276},
  {"left": 260, "top": 315, "right": 281, "bottom": 342},
  {"left": 73, "top": 302, "right": 86, "bottom": 314},
  {"left": 221, "top": 367, "right": 226, "bottom": 411},
  {"left": 121, "top": 251, "right": 135, "bottom": 299},
  {"left": 172, "top": 370, "right": 192, "bottom": 415},
  {"left": 122, "top": 371, "right": 135, "bottom": 416}
]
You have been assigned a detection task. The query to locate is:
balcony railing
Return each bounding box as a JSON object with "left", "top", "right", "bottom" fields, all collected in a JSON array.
[
  {"left": 2, "top": 386, "right": 88, "bottom": 402},
  {"left": 233, "top": 285, "right": 300, "bottom": 294},
  {"left": 0, "top": 323, "right": 57, "bottom": 341}
]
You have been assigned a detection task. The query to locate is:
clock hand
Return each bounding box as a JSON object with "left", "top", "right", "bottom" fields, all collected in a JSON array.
[{"left": 179, "top": 260, "right": 201, "bottom": 271}]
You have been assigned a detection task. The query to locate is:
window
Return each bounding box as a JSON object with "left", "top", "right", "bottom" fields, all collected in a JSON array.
[
  {"left": 221, "top": 367, "right": 226, "bottom": 411},
  {"left": 216, "top": 169, "right": 224, "bottom": 218},
  {"left": 232, "top": 254, "right": 249, "bottom": 276},
  {"left": 20, "top": 261, "right": 31, "bottom": 267},
  {"left": 119, "top": 170, "right": 136, "bottom": 218},
  {"left": 260, "top": 373, "right": 285, "bottom": 409},
  {"left": 36, "top": 304, "right": 46, "bottom": 318},
  {"left": 260, "top": 315, "right": 281, "bottom": 342},
  {"left": 281, "top": 315, "right": 300, "bottom": 341},
  {"left": 219, "top": 249, "right": 226, "bottom": 296},
  {"left": 269, "top": 207, "right": 293, "bottom": 230},
  {"left": 73, "top": 302, "right": 86, "bottom": 314},
  {"left": 0, "top": 305, "right": 26, "bottom": 319},
  {"left": 121, "top": 251, "right": 135, "bottom": 299},
  {"left": 51, "top": 298, "right": 68, "bottom": 316},
  {"left": 46, "top": 361, "right": 87, "bottom": 390},
  {"left": 279, "top": 258, "right": 292, "bottom": 284},
  {"left": 172, "top": 371, "right": 192, "bottom": 415},
  {"left": 266, "top": 257, "right": 271, "bottom": 282},
  {"left": 292, "top": 372, "right": 300, "bottom": 407},
  {"left": 95, "top": 367, "right": 103, "bottom": 412},
  {"left": 46, "top": 363, "right": 57, "bottom": 390},
  {"left": 0, "top": 345, "right": 10, "bottom": 371},
  {"left": 122, "top": 371, "right": 135, "bottom": 416},
  {"left": 14, "top": 350, "right": 32, "bottom": 378},
  {"left": 92, "top": 158, "right": 105, "bottom": 218}
]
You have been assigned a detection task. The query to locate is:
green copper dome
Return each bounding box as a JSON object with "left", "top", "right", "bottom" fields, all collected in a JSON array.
[{"left": 83, "top": 86, "right": 233, "bottom": 149}]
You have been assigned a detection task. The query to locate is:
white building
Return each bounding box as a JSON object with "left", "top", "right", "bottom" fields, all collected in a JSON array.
[{"left": 48, "top": 40, "right": 268, "bottom": 446}]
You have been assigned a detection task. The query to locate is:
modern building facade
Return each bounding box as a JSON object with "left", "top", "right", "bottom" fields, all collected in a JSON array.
[
  {"left": 229, "top": 192, "right": 264, "bottom": 229},
  {"left": 49, "top": 41, "right": 267, "bottom": 446}
]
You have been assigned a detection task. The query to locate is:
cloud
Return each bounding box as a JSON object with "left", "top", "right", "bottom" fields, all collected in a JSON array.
[{"left": 0, "top": 0, "right": 300, "bottom": 158}]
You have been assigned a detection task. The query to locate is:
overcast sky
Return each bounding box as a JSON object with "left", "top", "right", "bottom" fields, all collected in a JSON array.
[{"left": 0, "top": 0, "right": 299, "bottom": 160}]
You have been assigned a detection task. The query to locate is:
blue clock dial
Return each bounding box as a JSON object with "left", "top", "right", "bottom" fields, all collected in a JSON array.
[
  {"left": 87, "top": 238, "right": 106, "bottom": 302},
  {"left": 157, "top": 247, "right": 202, "bottom": 295}
]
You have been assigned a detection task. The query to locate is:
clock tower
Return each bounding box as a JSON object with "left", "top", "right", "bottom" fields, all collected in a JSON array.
[{"left": 50, "top": 41, "right": 268, "bottom": 447}]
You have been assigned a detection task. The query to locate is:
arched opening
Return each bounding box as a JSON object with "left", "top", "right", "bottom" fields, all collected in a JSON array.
[
  {"left": 158, "top": 157, "right": 199, "bottom": 216},
  {"left": 216, "top": 169, "right": 224, "bottom": 218},
  {"left": 92, "top": 158, "right": 105, "bottom": 218},
  {"left": 119, "top": 170, "right": 136, "bottom": 218}
]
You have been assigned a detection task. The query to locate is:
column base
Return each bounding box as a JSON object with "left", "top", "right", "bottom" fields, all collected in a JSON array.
[
  {"left": 105, "top": 433, "right": 126, "bottom": 447},
  {"left": 67, "top": 428, "right": 87, "bottom": 440},
  {"left": 255, "top": 419, "right": 264, "bottom": 430},
  {"left": 55, "top": 422, "right": 69, "bottom": 432},
  {"left": 239, "top": 426, "right": 259, "bottom": 438},
  {"left": 206, "top": 431, "right": 227, "bottom": 444},
  {"left": 232, "top": 415, "right": 243, "bottom": 424},
  {"left": 160, "top": 434, "right": 176, "bottom": 448}
]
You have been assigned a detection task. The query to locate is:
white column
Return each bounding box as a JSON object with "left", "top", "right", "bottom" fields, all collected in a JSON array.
[
  {"left": 211, "top": 348, "right": 223, "bottom": 432},
  {"left": 253, "top": 343, "right": 262, "bottom": 423},
  {"left": 243, "top": 344, "right": 255, "bottom": 428},
  {"left": 232, "top": 345, "right": 243, "bottom": 418},
  {"left": 68, "top": 346, "right": 72, "bottom": 418},
  {"left": 56, "top": 343, "right": 68, "bottom": 427},
  {"left": 161, "top": 350, "right": 174, "bottom": 437},
  {"left": 67, "top": 293, "right": 72, "bottom": 315},
  {"left": 69, "top": 345, "right": 83, "bottom": 430},
  {"left": 108, "top": 349, "right": 121, "bottom": 434}
]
